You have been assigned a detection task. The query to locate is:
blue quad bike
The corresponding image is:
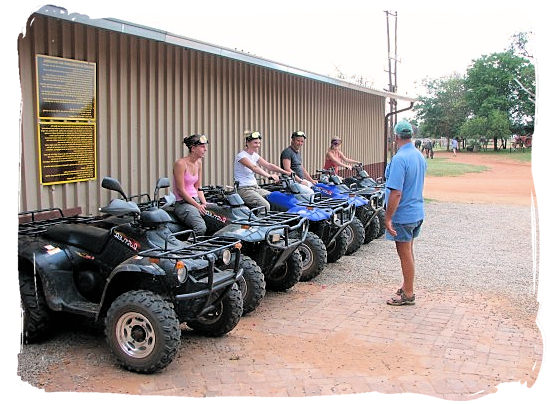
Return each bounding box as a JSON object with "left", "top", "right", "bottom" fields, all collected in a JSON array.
[
  {"left": 163, "top": 184, "right": 309, "bottom": 314},
  {"left": 260, "top": 175, "right": 355, "bottom": 281},
  {"left": 18, "top": 177, "right": 245, "bottom": 373},
  {"left": 341, "top": 163, "right": 387, "bottom": 239},
  {"left": 314, "top": 167, "right": 386, "bottom": 243}
]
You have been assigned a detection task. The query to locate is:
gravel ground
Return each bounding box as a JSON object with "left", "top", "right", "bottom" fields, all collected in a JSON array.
[
  {"left": 315, "top": 201, "right": 538, "bottom": 314},
  {"left": 17, "top": 200, "right": 538, "bottom": 384}
]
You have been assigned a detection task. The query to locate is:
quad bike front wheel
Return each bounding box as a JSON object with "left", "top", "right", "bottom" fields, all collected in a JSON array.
[
  {"left": 364, "top": 214, "right": 381, "bottom": 244},
  {"left": 105, "top": 290, "right": 181, "bottom": 373},
  {"left": 237, "top": 255, "right": 266, "bottom": 315},
  {"left": 376, "top": 210, "right": 386, "bottom": 238},
  {"left": 186, "top": 284, "right": 243, "bottom": 337},
  {"left": 344, "top": 217, "right": 366, "bottom": 255},
  {"left": 265, "top": 250, "right": 303, "bottom": 291},
  {"left": 297, "top": 232, "right": 327, "bottom": 281},
  {"left": 326, "top": 229, "right": 348, "bottom": 263}
]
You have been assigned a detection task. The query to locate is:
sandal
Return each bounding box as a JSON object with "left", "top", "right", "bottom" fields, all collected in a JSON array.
[{"left": 387, "top": 290, "right": 415, "bottom": 306}]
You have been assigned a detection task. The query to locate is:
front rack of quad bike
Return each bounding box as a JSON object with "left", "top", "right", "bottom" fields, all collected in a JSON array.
[
  {"left": 200, "top": 185, "right": 309, "bottom": 249},
  {"left": 139, "top": 231, "right": 243, "bottom": 260},
  {"left": 138, "top": 231, "right": 244, "bottom": 309},
  {"left": 18, "top": 208, "right": 105, "bottom": 236}
]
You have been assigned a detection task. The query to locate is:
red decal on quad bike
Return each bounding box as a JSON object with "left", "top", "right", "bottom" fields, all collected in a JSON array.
[
  {"left": 76, "top": 251, "right": 95, "bottom": 260},
  {"left": 205, "top": 210, "right": 228, "bottom": 224}
]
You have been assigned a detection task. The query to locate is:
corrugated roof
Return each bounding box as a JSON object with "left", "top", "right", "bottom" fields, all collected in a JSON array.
[{"left": 34, "top": 4, "right": 417, "bottom": 103}]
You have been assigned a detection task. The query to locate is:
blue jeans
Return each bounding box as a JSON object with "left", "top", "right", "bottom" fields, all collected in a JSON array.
[{"left": 385, "top": 220, "right": 423, "bottom": 242}]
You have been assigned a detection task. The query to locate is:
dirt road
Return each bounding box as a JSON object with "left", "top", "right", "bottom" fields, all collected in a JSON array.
[{"left": 423, "top": 151, "right": 534, "bottom": 205}]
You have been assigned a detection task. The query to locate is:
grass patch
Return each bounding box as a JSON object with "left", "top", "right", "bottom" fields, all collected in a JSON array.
[
  {"left": 479, "top": 149, "right": 532, "bottom": 162},
  {"left": 426, "top": 157, "right": 489, "bottom": 177}
]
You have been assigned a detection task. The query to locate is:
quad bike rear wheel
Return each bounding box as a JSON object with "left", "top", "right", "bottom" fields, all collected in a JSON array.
[{"left": 19, "top": 269, "right": 51, "bottom": 344}]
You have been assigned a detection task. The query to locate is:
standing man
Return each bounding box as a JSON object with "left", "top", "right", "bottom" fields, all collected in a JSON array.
[
  {"left": 280, "top": 131, "right": 317, "bottom": 188},
  {"left": 451, "top": 137, "right": 458, "bottom": 157},
  {"left": 384, "top": 120, "right": 427, "bottom": 306}
]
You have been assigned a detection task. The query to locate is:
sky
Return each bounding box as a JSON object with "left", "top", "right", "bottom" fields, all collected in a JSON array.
[{"left": 3, "top": 0, "right": 550, "bottom": 402}]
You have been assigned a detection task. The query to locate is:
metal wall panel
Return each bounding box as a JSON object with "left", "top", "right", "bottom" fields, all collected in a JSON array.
[{"left": 18, "top": 14, "right": 385, "bottom": 214}]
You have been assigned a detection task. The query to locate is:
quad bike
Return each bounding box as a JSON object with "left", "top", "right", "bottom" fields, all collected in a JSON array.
[
  {"left": 341, "top": 163, "right": 387, "bottom": 239},
  {"left": 260, "top": 174, "right": 355, "bottom": 280},
  {"left": 164, "top": 184, "right": 309, "bottom": 314},
  {"left": 315, "top": 167, "right": 385, "bottom": 243},
  {"left": 18, "top": 177, "right": 244, "bottom": 373},
  {"left": 312, "top": 169, "right": 369, "bottom": 254}
]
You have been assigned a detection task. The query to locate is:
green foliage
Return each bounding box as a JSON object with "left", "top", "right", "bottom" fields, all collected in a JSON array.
[
  {"left": 414, "top": 31, "right": 535, "bottom": 149},
  {"left": 413, "top": 73, "right": 468, "bottom": 141}
]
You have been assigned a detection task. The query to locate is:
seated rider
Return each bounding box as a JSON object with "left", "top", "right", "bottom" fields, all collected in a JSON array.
[
  {"left": 234, "top": 130, "right": 291, "bottom": 211},
  {"left": 323, "top": 136, "right": 360, "bottom": 175},
  {"left": 172, "top": 134, "right": 209, "bottom": 236}
]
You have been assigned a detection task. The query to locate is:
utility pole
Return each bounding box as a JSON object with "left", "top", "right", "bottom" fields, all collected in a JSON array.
[{"left": 385, "top": 10, "right": 398, "bottom": 157}]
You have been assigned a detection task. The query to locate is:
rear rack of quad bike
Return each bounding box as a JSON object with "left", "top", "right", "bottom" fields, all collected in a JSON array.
[
  {"left": 138, "top": 230, "right": 244, "bottom": 306},
  {"left": 18, "top": 208, "right": 105, "bottom": 236}
]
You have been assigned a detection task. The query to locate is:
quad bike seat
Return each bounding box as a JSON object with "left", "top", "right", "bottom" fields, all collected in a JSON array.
[{"left": 45, "top": 223, "right": 111, "bottom": 254}]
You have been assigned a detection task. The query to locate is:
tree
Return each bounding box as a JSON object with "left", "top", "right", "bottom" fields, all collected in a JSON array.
[
  {"left": 463, "top": 37, "right": 535, "bottom": 150},
  {"left": 413, "top": 74, "right": 468, "bottom": 149}
]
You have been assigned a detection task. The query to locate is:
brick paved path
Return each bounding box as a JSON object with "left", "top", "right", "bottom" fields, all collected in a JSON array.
[{"left": 35, "top": 280, "right": 541, "bottom": 400}]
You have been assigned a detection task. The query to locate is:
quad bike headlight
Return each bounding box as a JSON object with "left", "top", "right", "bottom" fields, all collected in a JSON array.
[
  {"left": 270, "top": 233, "right": 281, "bottom": 243},
  {"left": 222, "top": 249, "right": 232, "bottom": 265},
  {"left": 175, "top": 261, "right": 187, "bottom": 283}
]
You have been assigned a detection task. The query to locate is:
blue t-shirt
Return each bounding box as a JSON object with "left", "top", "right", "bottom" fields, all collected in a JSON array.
[{"left": 384, "top": 142, "right": 427, "bottom": 224}]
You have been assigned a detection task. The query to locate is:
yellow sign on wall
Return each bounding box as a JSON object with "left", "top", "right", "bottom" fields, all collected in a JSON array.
[{"left": 36, "top": 55, "right": 96, "bottom": 185}]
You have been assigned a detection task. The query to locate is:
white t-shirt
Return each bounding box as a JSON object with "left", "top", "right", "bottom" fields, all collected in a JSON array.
[{"left": 234, "top": 150, "right": 260, "bottom": 186}]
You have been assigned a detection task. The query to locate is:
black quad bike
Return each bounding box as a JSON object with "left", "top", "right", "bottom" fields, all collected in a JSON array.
[
  {"left": 341, "top": 163, "right": 387, "bottom": 239},
  {"left": 18, "top": 177, "right": 244, "bottom": 373},
  {"left": 163, "top": 185, "right": 309, "bottom": 314}
]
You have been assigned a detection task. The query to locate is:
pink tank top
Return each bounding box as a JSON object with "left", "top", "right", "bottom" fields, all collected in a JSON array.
[{"left": 174, "top": 171, "right": 198, "bottom": 200}]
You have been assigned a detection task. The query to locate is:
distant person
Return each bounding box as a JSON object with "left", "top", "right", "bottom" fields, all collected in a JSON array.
[
  {"left": 451, "top": 137, "right": 458, "bottom": 157},
  {"left": 414, "top": 139, "right": 422, "bottom": 149},
  {"left": 234, "top": 131, "right": 290, "bottom": 210},
  {"left": 323, "top": 137, "right": 360, "bottom": 175},
  {"left": 384, "top": 120, "right": 427, "bottom": 306},
  {"left": 422, "top": 139, "right": 433, "bottom": 159},
  {"left": 280, "top": 131, "right": 317, "bottom": 190},
  {"left": 173, "top": 134, "right": 209, "bottom": 236}
]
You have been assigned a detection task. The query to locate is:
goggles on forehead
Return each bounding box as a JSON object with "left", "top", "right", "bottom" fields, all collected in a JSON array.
[
  {"left": 292, "top": 131, "right": 307, "bottom": 139},
  {"left": 198, "top": 135, "right": 208, "bottom": 144},
  {"left": 245, "top": 131, "right": 262, "bottom": 141}
]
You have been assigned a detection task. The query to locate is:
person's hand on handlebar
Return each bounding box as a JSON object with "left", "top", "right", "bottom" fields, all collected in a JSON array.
[{"left": 268, "top": 174, "right": 280, "bottom": 183}]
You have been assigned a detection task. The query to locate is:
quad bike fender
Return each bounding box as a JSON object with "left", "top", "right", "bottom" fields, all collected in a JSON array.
[
  {"left": 97, "top": 256, "right": 171, "bottom": 319},
  {"left": 18, "top": 238, "right": 74, "bottom": 311}
]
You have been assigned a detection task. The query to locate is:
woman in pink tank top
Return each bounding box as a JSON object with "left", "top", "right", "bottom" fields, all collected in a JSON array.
[{"left": 172, "top": 134, "right": 209, "bottom": 235}]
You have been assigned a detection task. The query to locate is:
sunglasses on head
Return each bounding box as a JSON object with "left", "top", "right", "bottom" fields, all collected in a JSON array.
[{"left": 246, "top": 131, "right": 262, "bottom": 141}]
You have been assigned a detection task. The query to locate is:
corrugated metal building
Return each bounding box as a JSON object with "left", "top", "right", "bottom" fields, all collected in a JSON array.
[{"left": 18, "top": 5, "right": 415, "bottom": 214}]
